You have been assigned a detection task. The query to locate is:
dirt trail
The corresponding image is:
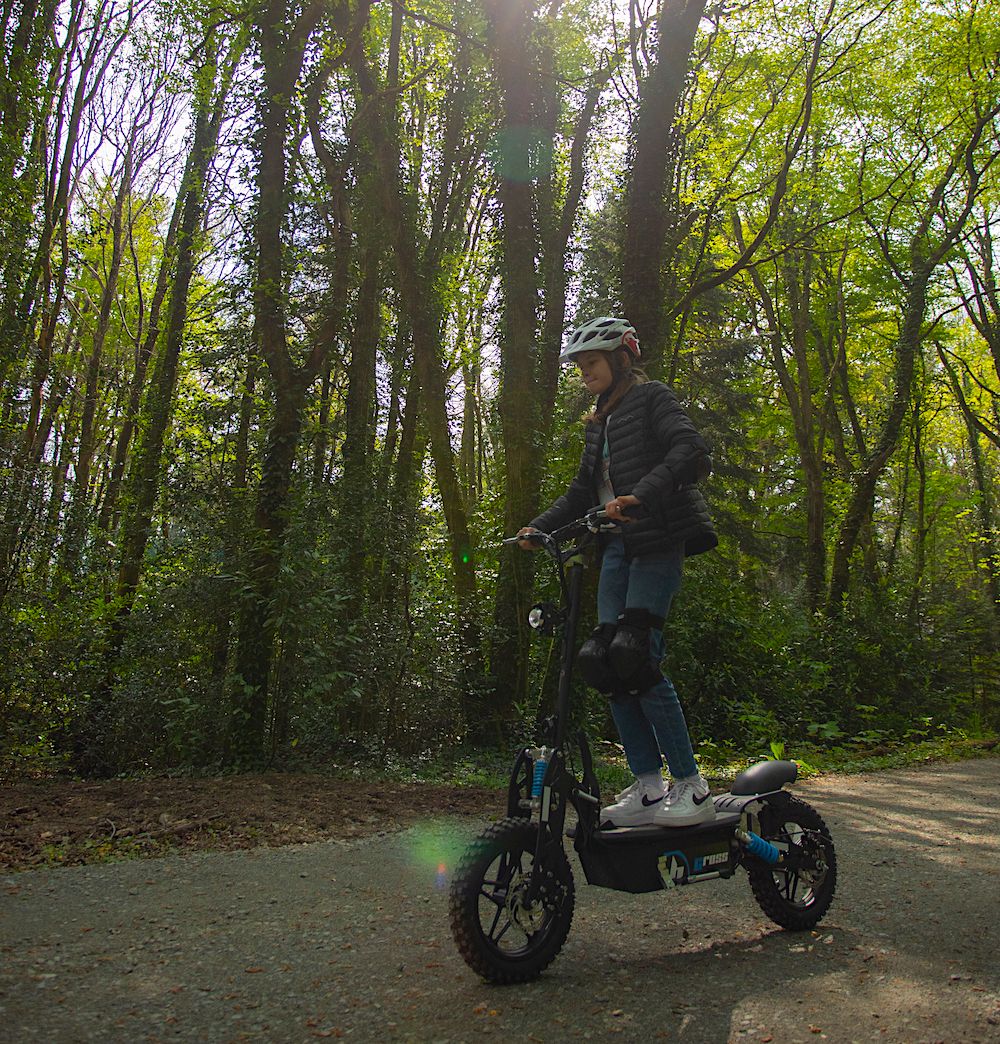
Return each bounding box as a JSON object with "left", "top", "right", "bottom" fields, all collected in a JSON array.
[{"left": 2, "top": 758, "right": 998, "bottom": 1043}]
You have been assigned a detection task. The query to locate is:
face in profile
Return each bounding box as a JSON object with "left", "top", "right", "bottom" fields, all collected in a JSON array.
[{"left": 575, "top": 350, "right": 616, "bottom": 396}]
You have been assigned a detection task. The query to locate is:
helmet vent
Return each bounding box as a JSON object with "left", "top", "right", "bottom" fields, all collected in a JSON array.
[{"left": 559, "top": 317, "right": 640, "bottom": 363}]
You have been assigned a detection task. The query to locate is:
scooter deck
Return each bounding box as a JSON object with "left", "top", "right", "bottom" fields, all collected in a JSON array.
[
  {"left": 571, "top": 808, "right": 746, "bottom": 893},
  {"left": 563, "top": 773, "right": 798, "bottom": 893},
  {"left": 595, "top": 810, "right": 740, "bottom": 844}
]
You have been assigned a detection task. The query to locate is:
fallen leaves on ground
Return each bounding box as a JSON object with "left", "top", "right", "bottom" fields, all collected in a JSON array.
[{"left": 0, "top": 773, "right": 501, "bottom": 871}]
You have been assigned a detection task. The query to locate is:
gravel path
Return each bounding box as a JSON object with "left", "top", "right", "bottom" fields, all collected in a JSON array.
[{"left": 2, "top": 758, "right": 998, "bottom": 1043}]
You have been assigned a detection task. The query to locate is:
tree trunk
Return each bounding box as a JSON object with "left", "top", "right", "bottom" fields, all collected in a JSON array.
[
  {"left": 828, "top": 268, "right": 930, "bottom": 610},
  {"left": 486, "top": 1, "right": 608, "bottom": 726},
  {"left": 0, "top": 315, "right": 81, "bottom": 594},
  {"left": 906, "top": 399, "right": 928, "bottom": 623},
  {"left": 0, "top": 0, "right": 58, "bottom": 382},
  {"left": 940, "top": 351, "right": 1000, "bottom": 635},
  {"left": 228, "top": 0, "right": 330, "bottom": 764},
  {"left": 97, "top": 154, "right": 189, "bottom": 535},
  {"left": 0, "top": 0, "right": 78, "bottom": 391},
  {"left": 484, "top": 0, "right": 541, "bottom": 729},
  {"left": 340, "top": 226, "right": 380, "bottom": 601},
  {"left": 61, "top": 147, "right": 133, "bottom": 578},
  {"left": 70, "top": 32, "right": 241, "bottom": 775},
  {"left": 621, "top": 0, "right": 707, "bottom": 356},
  {"left": 210, "top": 353, "right": 258, "bottom": 704},
  {"left": 743, "top": 240, "right": 827, "bottom": 611},
  {"left": 347, "top": 45, "right": 484, "bottom": 730},
  {"left": 115, "top": 77, "right": 230, "bottom": 605},
  {"left": 231, "top": 385, "right": 307, "bottom": 760},
  {"left": 378, "top": 364, "right": 422, "bottom": 609}
]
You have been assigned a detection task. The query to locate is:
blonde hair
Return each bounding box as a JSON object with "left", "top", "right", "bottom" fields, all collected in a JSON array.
[{"left": 581, "top": 349, "right": 648, "bottom": 424}]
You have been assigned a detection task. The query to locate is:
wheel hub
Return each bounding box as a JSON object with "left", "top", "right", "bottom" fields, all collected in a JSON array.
[{"left": 507, "top": 877, "right": 547, "bottom": 933}]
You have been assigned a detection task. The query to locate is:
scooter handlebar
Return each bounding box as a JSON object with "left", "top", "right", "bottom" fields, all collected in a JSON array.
[
  {"left": 502, "top": 531, "right": 547, "bottom": 547},
  {"left": 503, "top": 504, "right": 647, "bottom": 547}
]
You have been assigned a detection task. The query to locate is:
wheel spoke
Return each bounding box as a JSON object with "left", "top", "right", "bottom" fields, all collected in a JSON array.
[
  {"left": 786, "top": 872, "right": 801, "bottom": 903},
  {"left": 480, "top": 888, "right": 503, "bottom": 904},
  {"left": 492, "top": 918, "right": 514, "bottom": 945},
  {"left": 780, "top": 836, "right": 821, "bottom": 903},
  {"left": 480, "top": 872, "right": 508, "bottom": 897},
  {"left": 490, "top": 910, "right": 513, "bottom": 943}
]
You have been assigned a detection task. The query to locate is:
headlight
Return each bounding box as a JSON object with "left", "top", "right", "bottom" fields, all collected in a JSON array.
[{"left": 527, "top": 602, "right": 562, "bottom": 635}]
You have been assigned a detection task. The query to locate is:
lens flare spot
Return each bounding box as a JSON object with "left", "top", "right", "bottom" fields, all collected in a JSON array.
[
  {"left": 489, "top": 125, "right": 553, "bottom": 183},
  {"left": 405, "top": 820, "right": 475, "bottom": 891}
]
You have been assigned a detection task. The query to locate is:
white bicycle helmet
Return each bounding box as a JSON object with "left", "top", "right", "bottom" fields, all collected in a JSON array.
[{"left": 559, "top": 317, "right": 640, "bottom": 364}]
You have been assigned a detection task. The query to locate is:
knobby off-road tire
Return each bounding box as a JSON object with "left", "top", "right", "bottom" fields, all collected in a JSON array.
[
  {"left": 747, "top": 796, "right": 837, "bottom": 930},
  {"left": 449, "top": 817, "right": 574, "bottom": 983}
]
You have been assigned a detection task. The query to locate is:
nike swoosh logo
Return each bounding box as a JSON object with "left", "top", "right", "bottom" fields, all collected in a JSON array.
[
  {"left": 641, "top": 794, "right": 665, "bottom": 807},
  {"left": 693, "top": 791, "right": 710, "bottom": 805}
]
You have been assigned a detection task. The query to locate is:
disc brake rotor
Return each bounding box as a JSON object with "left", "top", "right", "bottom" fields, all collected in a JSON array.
[
  {"left": 782, "top": 828, "right": 828, "bottom": 887},
  {"left": 506, "top": 872, "right": 547, "bottom": 933}
]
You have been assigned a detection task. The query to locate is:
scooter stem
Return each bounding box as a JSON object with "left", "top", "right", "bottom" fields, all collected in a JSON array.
[{"left": 554, "top": 557, "right": 585, "bottom": 750}]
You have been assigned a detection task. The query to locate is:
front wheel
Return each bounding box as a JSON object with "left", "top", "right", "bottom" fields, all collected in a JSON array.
[
  {"left": 449, "top": 818, "right": 574, "bottom": 982},
  {"left": 746, "top": 795, "right": 836, "bottom": 930}
]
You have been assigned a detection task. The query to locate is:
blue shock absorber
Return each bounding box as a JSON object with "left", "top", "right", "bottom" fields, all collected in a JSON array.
[
  {"left": 531, "top": 748, "right": 549, "bottom": 798},
  {"left": 737, "top": 828, "right": 781, "bottom": 865}
]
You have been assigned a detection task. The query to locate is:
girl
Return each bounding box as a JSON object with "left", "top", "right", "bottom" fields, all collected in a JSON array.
[{"left": 518, "top": 317, "right": 717, "bottom": 828}]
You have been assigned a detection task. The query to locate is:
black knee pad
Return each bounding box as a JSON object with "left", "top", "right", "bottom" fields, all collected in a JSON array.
[
  {"left": 577, "top": 623, "right": 617, "bottom": 693},
  {"left": 608, "top": 671, "right": 664, "bottom": 703},
  {"left": 608, "top": 663, "right": 666, "bottom": 702},
  {"left": 609, "top": 608, "right": 665, "bottom": 687}
]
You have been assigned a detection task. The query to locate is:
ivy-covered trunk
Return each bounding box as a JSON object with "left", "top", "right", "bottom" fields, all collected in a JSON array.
[
  {"left": 348, "top": 42, "right": 485, "bottom": 736},
  {"left": 230, "top": 386, "right": 307, "bottom": 761},
  {"left": 621, "top": 0, "right": 707, "bottom": 357},
  {"left": 485, "top": 0, "right": 541, "bottom": 727},
  {"left": 115, "top": 36, "right": 239, "bottom": 607},
  {"left": 227, "top": 0, "right": 327, "bottom": 765},
  {"left": 71, "top": 35, "right": 238, "bottom": 775}
]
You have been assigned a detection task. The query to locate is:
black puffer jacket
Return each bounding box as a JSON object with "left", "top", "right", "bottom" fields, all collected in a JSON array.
[{"left": 529, "top": 380, "right": 717, "bottom": 558}]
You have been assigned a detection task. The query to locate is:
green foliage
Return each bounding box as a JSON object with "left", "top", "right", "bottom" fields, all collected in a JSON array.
[
  {"left": 3, "top": 0, "right": 1000, "bottom": 782},
  {"left": 659, "top": 532, "right": 994, "bottom": 759}
]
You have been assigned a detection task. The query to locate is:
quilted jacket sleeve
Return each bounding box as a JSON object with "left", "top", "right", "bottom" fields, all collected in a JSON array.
[{"left": 630, "top": 383, "right": 711, "bottom": 508}]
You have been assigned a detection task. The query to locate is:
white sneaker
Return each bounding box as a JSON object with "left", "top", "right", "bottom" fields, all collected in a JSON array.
[
  {"left": 600, "top": 781, "right": 666, "bottom": 827},
  {"left": 614, "top": 779, "right": 640, "bottom": 802},
  {"left": 653, "top": 775, "right": 715, "bottom": 827}
]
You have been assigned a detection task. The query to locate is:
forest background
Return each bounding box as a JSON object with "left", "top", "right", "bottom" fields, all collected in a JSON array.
[{"left": 2, "top": 0, "right": 999, "bottom": 782}]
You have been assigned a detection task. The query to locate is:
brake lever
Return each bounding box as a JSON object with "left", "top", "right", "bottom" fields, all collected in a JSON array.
[
  {"left": 585, "top": 509, "right": 618, "bottom": 533},
  {"left": 502, "top": 532, "right": 552, "bottom": 549}
]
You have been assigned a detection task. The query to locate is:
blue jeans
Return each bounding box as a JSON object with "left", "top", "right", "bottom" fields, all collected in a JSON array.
[{"left": 597, "top": 537, "right": 698, "bottom": 780}]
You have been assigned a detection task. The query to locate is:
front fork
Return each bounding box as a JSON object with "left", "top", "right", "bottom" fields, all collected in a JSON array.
[
  {"left": 506, "top": 732, "right": 600, "bottom": 824},
  {"left": 507, "top": 735, "right": 601, "bottom": 904}
]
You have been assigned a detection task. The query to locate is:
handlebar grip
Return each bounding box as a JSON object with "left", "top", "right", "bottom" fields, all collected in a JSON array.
[
  {"left": 596, "top": 504, "right": 647, "bottom": 521},
  {"left": 503, "top": 531, "right": 546, "bottom": 546},
  {"left": 585, "top": 503, "right": 646, "bottom": 525}
]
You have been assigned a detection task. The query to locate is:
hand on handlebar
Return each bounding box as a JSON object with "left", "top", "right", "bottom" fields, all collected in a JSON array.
[
  {"left": 508, "top": 499, "right": 643, "bottom": 549},
  {"left": 604, "top": 495, "right": 642, "bottom": 523},
  {"left": 515, "top": 526, "right": 545, "bottom": 550}
]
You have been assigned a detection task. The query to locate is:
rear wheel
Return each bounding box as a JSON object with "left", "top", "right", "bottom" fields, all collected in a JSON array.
[
  {"left": 746, "top": 796, "right": 836, "bottom": 930},
  {"left": 449, "top": 818, "right": 574, "bottom": 982}
]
